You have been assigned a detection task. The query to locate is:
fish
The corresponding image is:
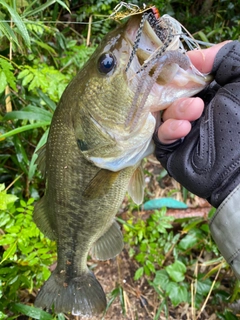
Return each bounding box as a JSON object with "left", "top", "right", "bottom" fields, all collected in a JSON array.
[{"left": 33, "top": 6, "right": 211, "bottom": 317}]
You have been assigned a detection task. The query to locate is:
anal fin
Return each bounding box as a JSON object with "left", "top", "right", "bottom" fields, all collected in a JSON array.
[{"left": 91, "top": 220, "right": 124, "bottom": 260}]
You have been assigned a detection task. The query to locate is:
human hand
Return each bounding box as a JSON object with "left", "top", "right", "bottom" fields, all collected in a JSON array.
[
  {"left": 153, "top": 41, "right": 240, "bottom": 279},
  {"left": 157, "top": 41, "right": 230, "bottom": 144},
  {"left": 153, "top": 40, "right": 240, "bottom": 208}
]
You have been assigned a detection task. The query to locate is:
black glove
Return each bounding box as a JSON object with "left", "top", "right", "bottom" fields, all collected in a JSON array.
[{"left": 153, "top": 41, "right": 240, "bottom": 208}]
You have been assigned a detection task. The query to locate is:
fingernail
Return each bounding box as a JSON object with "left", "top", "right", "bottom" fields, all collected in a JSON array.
[
  {"left": 179, "top": 98, "right": 194, "bottom": 112},
  {"left": 169, "top": 120, "right": 185, "bottom": 131}
]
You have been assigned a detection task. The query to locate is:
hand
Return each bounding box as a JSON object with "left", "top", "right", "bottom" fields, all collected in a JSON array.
[
  {"left": 153, "top": 41, "right": 240, "bottom": 208},
  {"left": 157, "top": 41, "right": 230, "bottom": 144},
  {"left": 153, "top": 41, "right": 240, "bottom": 280}
]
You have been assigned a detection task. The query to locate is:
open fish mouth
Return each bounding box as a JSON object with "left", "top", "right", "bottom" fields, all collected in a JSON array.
[{"left": 123, "top": 7, "right": 212, "bottom": 129}]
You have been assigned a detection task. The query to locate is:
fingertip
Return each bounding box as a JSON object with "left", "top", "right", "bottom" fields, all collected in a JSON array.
[
  {"left": 157, "top": 119, "right": 191, "bottom": 144},
  {"left": 187, "top": 41, "right": 231, "bottom": 73},
  {"left": 162, "top": 97, "right": 204, "bottom": 122}
]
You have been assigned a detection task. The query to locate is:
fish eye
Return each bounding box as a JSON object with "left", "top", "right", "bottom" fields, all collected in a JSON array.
[{"left": 97, "top": 53, "right": 116, "bottom": 75}]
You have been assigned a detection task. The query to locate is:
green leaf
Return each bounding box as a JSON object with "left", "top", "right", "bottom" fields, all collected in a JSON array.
[
  {"left": 197, "top": 31, "right": 210, "bottom": 43},
  {"left": 196, "top": 278, "right": 212, "bottom": 296},
  {"left": 146, "top": 260, "right": 155, "bottom": 273},
  {"left": 0, "top": 215, "right": 11, "bottom": 228},
  {"left": 37, "top": 89, "right": 57, "bottom": 112},
  {"left": 32, "top": 39, "right": 57, "bottom": 55},
  {"left": 165, "top": 260, "right": 186, "bottom": 282},
  {"left": 28, "top": 128, "right": 49, "bottom": 180},
  {"left": 0, "top": 58, "right": 16, "bottom": 90},
  {"left": 217, "top": 310, "right": 239, "bottom": 320},
  {"left": 0, "top": 185, "right": 18, "bottom": 210},
  {"left": 134, "top": 267, "right": 144, "bottom": 280},
  {"left": 0, "top": 235, "right": 15, "bottom": 246},
  {"left": 13, "top": 135, "right": 29, "bottom": 169},
  {"left": 22, "top": 72, "right": 34, "bottom": 86},
  {"left": 0, "top": 0, "right": 31, "bottom": 47},
  {"left": 0, "top": 121, "right": 50, "bottom": 140},
  {"left": 153, "top": 270, "right": 170, "bottom": 290},
  {"left": 4, "top": 107, "right": 52, "bottom": 122},
  {"left": 23, "top": 0, "right": 70, "bottom": 18},
  {"left": 18, "top": 68, "right": 30, "bottom": 79},
  {"left": 0, "top": 20, "right": 19, "bottom": 47},
  {"left": 1, "top": 241, "right": 17, "bottom": 263},
  {"left": 105, "top": 287, "right": 122, "bottom": 313},
  {"left": 11, "top": 303, "right": 54, "bottom": 319},
  {"left": 182, "top": 218, "right": 204, "bottom": 233},
  {"left": 0, "top": 70, "right": 7, "bottom": 94},
  {"left": 178, "top": 230, "right": 202, "bottom": 250},
  {"left": 166, "top": 282, "right": 189, "bottom": 306},
  {"left": 0, "top": 311, "right": 7, "bottom": 319}
]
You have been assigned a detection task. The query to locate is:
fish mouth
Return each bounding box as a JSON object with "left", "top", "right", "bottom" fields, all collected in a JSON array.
[
  {"left": 124, "top": 11, "right": 212, "bottom": 130},
  {"left": 125, "top": 11, "right": 186, "bottom": 80}
]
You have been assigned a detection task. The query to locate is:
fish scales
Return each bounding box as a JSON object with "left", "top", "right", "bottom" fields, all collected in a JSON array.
[
  {"left": 34, "top": 7, "right": 211, "bottom": 317},
  {"left": 83, "top": 76, "right": 135, "bottom": 126}
]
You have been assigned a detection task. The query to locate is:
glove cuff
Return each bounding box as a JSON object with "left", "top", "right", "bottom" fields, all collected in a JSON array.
[{"left": 210, "top": 184, "right": 240, "bottom": 278}]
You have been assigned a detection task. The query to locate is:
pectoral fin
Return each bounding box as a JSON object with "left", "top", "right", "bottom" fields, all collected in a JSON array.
[
  {"left": 91, "top": 220, "right": 123, "bottom": 260},
  {"left": 127, "top": 164, "right": 145, "bottom": 205},
  {"left": 83, "top": 169, "right": 120, "bottom": 199}
]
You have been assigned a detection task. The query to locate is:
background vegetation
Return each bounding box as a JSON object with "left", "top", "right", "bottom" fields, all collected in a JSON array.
[{"left": 0, "top": 0, "right": 240, "bottom": 319}]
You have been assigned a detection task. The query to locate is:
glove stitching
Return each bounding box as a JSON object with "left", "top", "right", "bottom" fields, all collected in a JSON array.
[{"left": 192, "top": 100, "right": 215, "bottom": 173}]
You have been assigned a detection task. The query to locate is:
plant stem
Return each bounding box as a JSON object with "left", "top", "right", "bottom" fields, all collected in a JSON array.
[{"left": 5, "top": 16, "right": 13, "bottom": 113}]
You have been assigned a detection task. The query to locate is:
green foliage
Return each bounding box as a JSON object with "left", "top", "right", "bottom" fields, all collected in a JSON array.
[
  {"left": 0, "top": 57, "right": 16, "bottom": 93},
  {"left": 18, "top": 65, "right": 70, "bottom": 102},
  {"left": 124, "top": 208, "right": 177, "bottom": 279},
  {"left": 0, "top": 0, "right": 239, "bottom": 318},
  {"left": 104, "top": 286, "right": 126, "bottom": 318},
  {"left": 0, "top": 184, "right": 56, "bottom": 317},
  {"left": 123, "top": 209, "right": 240, "bottom": 316},
  {"left": 11, "top": 303, "right": 65, "bottom": 320}
]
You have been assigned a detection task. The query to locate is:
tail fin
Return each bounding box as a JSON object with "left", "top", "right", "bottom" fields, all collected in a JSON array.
[{"left": 34, "top": 269, "right": 106, "bottom": 317}]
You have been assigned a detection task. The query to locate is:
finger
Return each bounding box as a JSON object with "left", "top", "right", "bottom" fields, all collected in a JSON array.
[
  {"left": 162, "top": 97, "right": 204, "bottom": 122},
  {"left": 187, "top": 41, "right": 231, "bottom": 73},
  {"left": 157, "top": 119, "right": 192, "bottom": 144}
]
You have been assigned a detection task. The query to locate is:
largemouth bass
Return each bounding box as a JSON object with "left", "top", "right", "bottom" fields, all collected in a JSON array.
[{"left": 34, "top": 6, "right": 210, "bottom": 317}]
